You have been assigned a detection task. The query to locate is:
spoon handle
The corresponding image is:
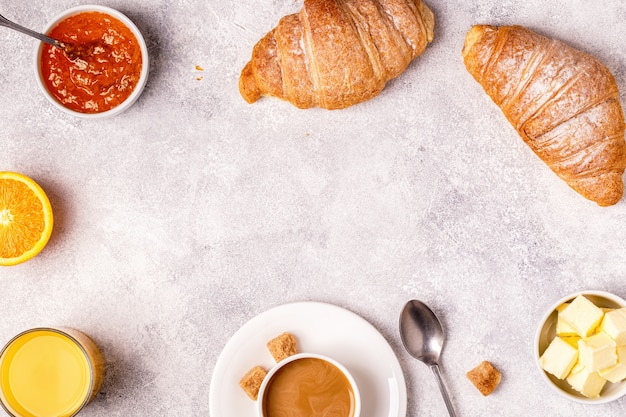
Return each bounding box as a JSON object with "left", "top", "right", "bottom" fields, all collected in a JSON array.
[
  {"left": 430, "top": 364, "right": 458, "bottom": 417},
  {"left": 0, "top": 13, "right": 62, "bottom": 48}
]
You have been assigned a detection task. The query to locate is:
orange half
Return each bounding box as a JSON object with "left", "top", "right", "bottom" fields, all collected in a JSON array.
[{"left": 0, "top": 172, "right": 54, "bottom": 266}]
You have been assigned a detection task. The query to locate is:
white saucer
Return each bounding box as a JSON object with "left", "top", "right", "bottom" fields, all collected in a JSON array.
[{"left": 209, "top": 301, "right": 407, "bottom": 417}]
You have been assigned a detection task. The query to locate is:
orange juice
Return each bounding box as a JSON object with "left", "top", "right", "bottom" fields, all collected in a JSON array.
[{"left": 0, "top": 328, "right": 103, "bottom": 417}]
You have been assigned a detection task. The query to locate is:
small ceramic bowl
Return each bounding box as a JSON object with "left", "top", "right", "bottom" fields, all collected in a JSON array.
[
  {"left": 34, "top": 5, "right": 149, "bottom": 119},
  {"left": 534, "top": 290, "right": 626, "bottom": 403},
  {"left": 257, "top": 353, "right": 361, "bottom": 417}
]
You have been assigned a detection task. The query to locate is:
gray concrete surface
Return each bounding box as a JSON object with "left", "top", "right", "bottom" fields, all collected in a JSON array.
[{"left": 2, "top": 0, "right": 626, "bottom": 416}]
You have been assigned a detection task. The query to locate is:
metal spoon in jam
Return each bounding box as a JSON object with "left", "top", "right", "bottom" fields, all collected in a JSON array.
[
  {"left": 61, "top": 40, "right": 107, "bottom": 61},
  {"left": 0, "top": 12, "right": 95, "bottom": 60}
]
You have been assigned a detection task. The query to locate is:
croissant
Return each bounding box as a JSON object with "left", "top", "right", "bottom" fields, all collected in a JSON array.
[
  {"left": 462, "top": 25, "right": 626, "bottom": 206},
  {"left": 239, "top": 0, "right": 434, "bottom": 109}
]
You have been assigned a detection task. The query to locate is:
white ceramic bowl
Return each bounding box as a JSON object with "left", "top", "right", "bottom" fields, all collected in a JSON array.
[
  {"left": 34, "top": 5, "right": 149, "bottom": 119},
  {"left": 257, "top": 353, "right": 361, "bottom": 417},
  {"left": 535, "top": 290, "right": 626, "bottom": 403}
]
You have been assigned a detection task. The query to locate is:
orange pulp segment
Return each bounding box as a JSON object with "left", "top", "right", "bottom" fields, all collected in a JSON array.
[{"left": 0, "top": 172, "right": 53, "bottom": 266}]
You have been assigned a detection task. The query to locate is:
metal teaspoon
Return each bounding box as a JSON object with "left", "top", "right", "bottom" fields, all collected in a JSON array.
[
  {"left": 0, "top": 12, "right": 67, "bottom": 51},
  {"left": 400, "top": 299, "right": 458, "bottom": 417}
]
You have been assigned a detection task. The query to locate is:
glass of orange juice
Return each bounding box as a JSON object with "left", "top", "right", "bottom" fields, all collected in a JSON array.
[{"left": 0, "top": 328, "right": 104, "bottom": 417}]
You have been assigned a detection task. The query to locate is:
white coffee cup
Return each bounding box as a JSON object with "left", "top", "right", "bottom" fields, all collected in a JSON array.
[{"left": 257, "top": 352, "right": 361, "bottom": 417}]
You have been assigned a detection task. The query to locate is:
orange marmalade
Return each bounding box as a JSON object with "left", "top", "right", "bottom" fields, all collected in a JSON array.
[{"left": 41, "top": 12, "right": 142, "bottom": 114}]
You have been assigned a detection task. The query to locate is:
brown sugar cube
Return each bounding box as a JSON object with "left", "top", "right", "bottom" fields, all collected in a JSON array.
[
  {"left": 267, "top": 332, "right": 298, "bottom": 362},
  {"left": 466, "top": 361, "right": 501, "bottom": 396},
  {"left": 239, "top": 366, "right": 267, "bottom": 400}
]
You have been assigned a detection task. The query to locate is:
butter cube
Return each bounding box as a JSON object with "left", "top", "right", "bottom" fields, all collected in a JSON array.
[
  {"left": 600, "top": 308, "right": 626, "bottom": 346},
  {"left": 566, "top": 362, "right": 607, "bottom": 398},
  {"left": 559, "top": 295, "right": 605, "bottom": 337},
  {"left": 540, "top": 337, "right": 579, "bottom": 379},
  {"left": 578, "top": 332, "right": 617, "bottom": 373},
  {"left": 561, "top": 336, "right": 581, "bottom": 349},
  {"left": 556, "top": 303, "right": 578, "bottom": 337},
  {"left": 599, "top": 345, "right": 626, "bottom": 383}
]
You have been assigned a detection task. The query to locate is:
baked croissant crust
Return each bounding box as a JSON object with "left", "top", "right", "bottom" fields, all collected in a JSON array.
[
  {"left": 462, "top": 25, "right": 626, "bottom": 206},
  {"left": 239, "top": 0, "right": 434, "bottom": 109}
]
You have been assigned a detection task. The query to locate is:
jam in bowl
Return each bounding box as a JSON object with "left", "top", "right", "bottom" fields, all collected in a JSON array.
[{"left": 35, "top": 5, "right": 149, "bottom": 118}]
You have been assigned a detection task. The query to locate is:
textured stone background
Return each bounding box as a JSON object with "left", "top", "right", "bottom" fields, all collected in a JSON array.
[{"left": 2, "top": 0, "right": 626, "bottom": 416}]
